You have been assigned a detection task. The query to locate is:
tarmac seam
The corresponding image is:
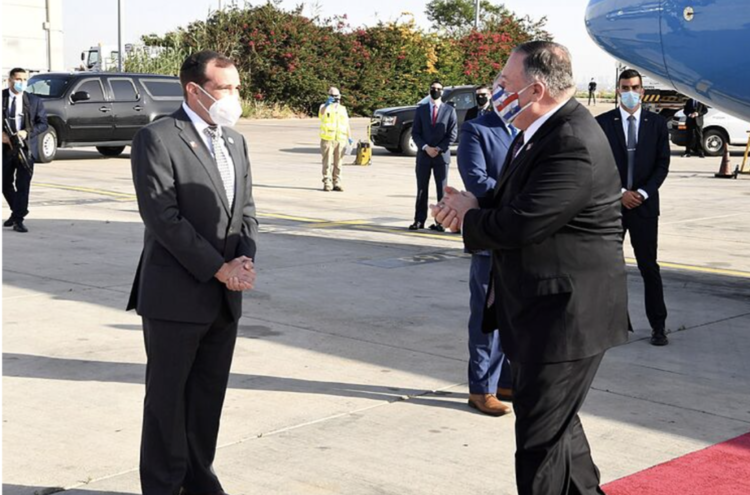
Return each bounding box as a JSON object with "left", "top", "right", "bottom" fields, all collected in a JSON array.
[
  {"left": 3, "top": 269, "right": 133, "bottom": 295},
  {"left": 590, "top": 387, "right": 750, "bottom": 425}
]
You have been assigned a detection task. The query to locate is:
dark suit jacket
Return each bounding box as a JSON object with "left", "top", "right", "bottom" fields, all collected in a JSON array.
[
  {"left": 462, "top": 99, "right": 628, "bottom": 364},
  {"left": 127, "top": 106, "right": 259, "bottom": 324},
  {"left": 684, "top": 99, "right": 708, "bottom": 128},
  {"left": 457, "top": 112, "right": 514, "bottom": 198},
  {"left": 596, "top": 108, "right": 670, "bottom": 218},
  {"left": 2, "top": 88, "right": 48, "bottom": 162},
  {"left": 465, "top": 105, "right": 491, "bottom": 122},
  {"left": 411, "top": 101, "right": 457, "bottom": 166}
]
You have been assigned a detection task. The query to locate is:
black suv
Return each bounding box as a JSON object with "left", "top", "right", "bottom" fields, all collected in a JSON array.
[
  {"left": 27, "top": 72, "right": 184, "bottom": 162},
  {"left": 370, "top": 85, "right": 478, "bottom": 156}
]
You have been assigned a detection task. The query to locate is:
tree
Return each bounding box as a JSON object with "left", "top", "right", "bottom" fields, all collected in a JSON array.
[{"left": 426, "top": 0, "right": 548, "bottom": 39}]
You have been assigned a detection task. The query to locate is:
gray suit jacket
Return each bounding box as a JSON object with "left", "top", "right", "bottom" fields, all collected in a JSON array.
[{"left": 127, "top": 106, "right": 258, "bottom": 323}]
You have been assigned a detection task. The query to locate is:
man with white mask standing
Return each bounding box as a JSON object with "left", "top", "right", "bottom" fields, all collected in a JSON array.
[
  {"left": 432, "top": 41, "right": 628, "bottom": 494},
  {"left": 128, "top": 50, "right": 258, "bottom": 495},
  {"left": 597, "top": 69, "right": 670, "bottom": 346}
]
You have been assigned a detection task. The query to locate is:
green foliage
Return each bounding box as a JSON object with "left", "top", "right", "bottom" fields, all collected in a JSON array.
[{"left": 127, "top": 2, "right": 549, "bottom": 117}]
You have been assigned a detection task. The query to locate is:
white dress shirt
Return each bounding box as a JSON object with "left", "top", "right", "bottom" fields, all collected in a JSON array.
[
  {"left": 8, "top": 91, "right": 24, "bottom": 132},
  {"left": 618, "top": 105, "right": 649, "bottom": 200},
  {"left": 182, "top": 102, "right": 236, "bottom": 189},
  {"left": 519, "top": 100, "right": 568, "bottom": 154}
]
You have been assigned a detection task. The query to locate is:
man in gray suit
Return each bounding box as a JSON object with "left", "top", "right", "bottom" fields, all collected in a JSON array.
[{"left": 128, "top": 50, "right": 258, "bottom": 495}]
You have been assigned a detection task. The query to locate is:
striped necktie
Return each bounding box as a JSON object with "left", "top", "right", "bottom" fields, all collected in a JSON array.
[
  {"left": 204, "top": 126, "right": 235, "bottom": 207},
  {"left": 626, "top": 116, "right": 637, "bottom": 189}
]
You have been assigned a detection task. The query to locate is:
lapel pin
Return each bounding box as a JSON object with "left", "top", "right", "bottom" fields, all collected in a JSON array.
[
  {"left": 189, "top": 141, "right": 197, "bottom": 148},
  {"left": 228, "top": 137, "right": 235, "bottom": 145}
]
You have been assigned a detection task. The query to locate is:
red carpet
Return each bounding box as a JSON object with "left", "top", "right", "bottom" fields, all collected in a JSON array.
[{"left": 603, "top": 432, "right": 750, "bottom": 495}]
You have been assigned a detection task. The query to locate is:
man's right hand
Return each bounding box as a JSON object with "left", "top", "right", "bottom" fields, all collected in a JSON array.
[
  {"left": 215, "top": 256, "right": 256, "bottom": 291},
  {"left": 2, "top": 132, "right": 9, "bottom": 145},
  {"left": 425, "top": 146, "right": 440, "bottom": 158},
  {"left": 622, "top": 190, "right": 644, "bottom": 210}
]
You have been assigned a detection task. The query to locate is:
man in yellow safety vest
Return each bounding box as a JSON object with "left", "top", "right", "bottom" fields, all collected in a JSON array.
[{"left": 319, "top": 87, "right": 351, "bottom": 191}]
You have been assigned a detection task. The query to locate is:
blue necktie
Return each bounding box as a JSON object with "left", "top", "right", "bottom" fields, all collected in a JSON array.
[{"left": 8, "top": 96, "right": 17, "bottom": 132}]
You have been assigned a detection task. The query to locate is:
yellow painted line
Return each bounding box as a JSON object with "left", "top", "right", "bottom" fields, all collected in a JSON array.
[
  {"left": 624, "top": 257, "right": 750, "bottom": 279},
  {"left": 36, "top": 183, "right": 136, "bottom": 201},
  {"left": 303, "top": 220, "right": 369, "bottom": 229},
  {"left": 257, "top": 212, "right": 326, "bottom": 223},
  {"left": 351, "top": 224, "right": 463, "bottom": 241}
]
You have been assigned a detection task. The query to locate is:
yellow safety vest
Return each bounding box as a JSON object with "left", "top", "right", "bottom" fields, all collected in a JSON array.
[{"left": 319, "top": 103, "right": 349, "bottom": 142}]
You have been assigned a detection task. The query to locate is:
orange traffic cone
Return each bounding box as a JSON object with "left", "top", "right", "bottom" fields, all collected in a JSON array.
[{"left": 714, "top": 144, "right": 738, "bottom": 179}]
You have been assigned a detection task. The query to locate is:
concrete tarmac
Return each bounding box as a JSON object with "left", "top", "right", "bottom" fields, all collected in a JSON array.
[{"left": 3, "top": 103, "right": 750, "bottom": 494}]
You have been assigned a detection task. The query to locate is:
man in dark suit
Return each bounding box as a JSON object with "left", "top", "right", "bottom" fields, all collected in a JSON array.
[
  {"left": 457, "top": 110, "right": 515, "bottom": 416},
  {"left": 2, "top": 67, "right": 48, "bottom": 233},
  {"left": 588, "top": 78, "right": 597, "bottom": 106},
  {"left": 434, "top": 41, "right": 628, "bottom": 494},
  {"left": 409, "top": 79, "right": 457, "bottom": 232},
  {"left": 597, "top": 69, "right": 671, "bottom": 346},
  {"left": 128, "top": 51, "right": 259, "bottom": 495},
  {"left": 465, "top": 85, "right": 492, "bottom": 122},
  {"left": 683, "top": 98, "right": 708, "bottom": 157}
]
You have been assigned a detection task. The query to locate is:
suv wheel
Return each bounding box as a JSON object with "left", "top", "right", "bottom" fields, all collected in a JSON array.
[
  {"left": 37, "top": 127, "right": 57, "bottom": 163},
  {"left": 97, "top": 146, "right": 126, "bottom": 157},
  {"left": 702, "top": 129, "right": 727, "bottom": 157},
  {"left": 400, "top": 127, "right": 418, "bottom": 157}
]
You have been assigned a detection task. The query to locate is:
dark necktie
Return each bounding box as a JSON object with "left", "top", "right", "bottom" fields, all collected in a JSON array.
[
  {"left": 8, "top": 96, "right": 17, "bottom": 133},
  {"left": 432, "top": 104, "right": 438, "bottom": 126},
  {"left": 626, "top": 115, "right": 637, "bottom": 189},
  {"left": 511, "top": 132, "right": 525, "bottom": 160}
]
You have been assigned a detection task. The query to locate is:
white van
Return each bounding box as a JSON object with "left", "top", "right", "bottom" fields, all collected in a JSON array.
[{"left": 670, "top": 108, "right": 750, "bottom": 156}]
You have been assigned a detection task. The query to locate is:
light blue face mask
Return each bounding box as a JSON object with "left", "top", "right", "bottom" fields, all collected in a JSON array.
[
  {"left": 13, "top": 81, "right": 27, "bottom": 93},
  {"left": 620, "top": 91, "right": 641, "bottom": 110}
]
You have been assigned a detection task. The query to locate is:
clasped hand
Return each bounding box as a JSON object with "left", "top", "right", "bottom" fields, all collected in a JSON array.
[
  {"left": 215, "top": 256, "right": 256, "bottom": 291},
  {"left": 429, "top": 186, "right": 479, "bottom": 233},
  {"left": 424, "top": 146, "right": 440, "bottom": 158},
  {"left": 622, "top": 190, "right": 643, "bottom": 210}
]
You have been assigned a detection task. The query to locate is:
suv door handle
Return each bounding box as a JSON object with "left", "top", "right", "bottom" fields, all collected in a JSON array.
[
  {"left": 133, "top": 105, "right": 143, "bottom": 111},
  {"left": 99, "top": 106, "right": 111, "bottom": 113}
]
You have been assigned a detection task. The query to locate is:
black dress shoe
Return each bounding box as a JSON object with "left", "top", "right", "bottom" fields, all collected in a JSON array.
[
  {"left": 13, "top": 221, "right": 28, "bottom": 233},
  {"left": 428, "top": 223, "right": 445, "bottom": 232},
  {"left": 408, "top": 221, "right": 424, "bottom": 230},
  {"left": 4, "top": 218, "right": 14, "bottom": 227},
  {"left": 650, "top": 328, "right": 669, "bottom": 346}
]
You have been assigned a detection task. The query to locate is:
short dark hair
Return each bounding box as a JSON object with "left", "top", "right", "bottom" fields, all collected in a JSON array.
[
  {"left": 475, "top": 85, "right": 490, "bottom": 92},
  {"left": 179, "top": 50, "right": 235, "bottom": 96},
  {"left": 430, "top": 79, "right": 443, "bottom": 87},
  {"left": 618, "top": 69, "right": 643, "bottom": 86},
  {"left": 9, "top": 68, "right": 27, "bottom": 78}
]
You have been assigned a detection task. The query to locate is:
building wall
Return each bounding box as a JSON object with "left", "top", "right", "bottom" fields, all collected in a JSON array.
[{"left": 2, "top": 0, "right": 65, "bottom": 79}]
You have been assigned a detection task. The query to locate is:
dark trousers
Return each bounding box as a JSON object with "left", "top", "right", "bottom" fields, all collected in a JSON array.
[
  {"left": 2, "top": 148, "right": 33, "bottom": 221},
  {"left": 623, "top": 212, "right": 667, "bottom": 330},
  {"left": 588, "top": 91, "right": 596, "bottom": 106},
  {"left": 512, "top": 353, "right": 606, "bottom": 495},
  {"left": 468, "top": 254, "right": 511, "bottom": 392},
  {"left": 140, "top": 301, "right": 238, "bottom": 495},
  {"left": 414, "top": 156, "right": 448, "bottom": 224},
  {"left": 685, "top": 120, "right": 704, "bottom": 156}
]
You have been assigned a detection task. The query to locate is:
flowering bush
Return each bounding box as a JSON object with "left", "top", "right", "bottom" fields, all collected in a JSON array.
[{"left": 135, "top": 3, "right": 549, "bottom": 116}]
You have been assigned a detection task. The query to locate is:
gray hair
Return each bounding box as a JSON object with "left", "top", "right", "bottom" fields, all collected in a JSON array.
[{"left": 513, "top": 41, "right": 575, "bottom": 100}]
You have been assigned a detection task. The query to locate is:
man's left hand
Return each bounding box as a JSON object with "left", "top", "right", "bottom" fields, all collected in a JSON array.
[
  {"left": 430, "top": 186, "right": 478, "bottom": 233},
  {"left": 17, "top": 130, "right": 27, "bottom": 141},
  {"left": 622, "top": 190, "right": 644, "bottom": 209}
]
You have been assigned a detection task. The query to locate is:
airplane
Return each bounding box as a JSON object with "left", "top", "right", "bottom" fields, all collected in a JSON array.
[{"left": 585, "top": 0, "right": 750, "bottom": 122}]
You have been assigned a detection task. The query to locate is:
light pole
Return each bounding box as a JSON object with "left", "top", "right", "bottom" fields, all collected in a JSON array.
[
  {"left": 117, "top": 0, "right": 123, "bottom": 71},
  {"left": 474, "top": 0, "right": 480, "bottom": 30}
]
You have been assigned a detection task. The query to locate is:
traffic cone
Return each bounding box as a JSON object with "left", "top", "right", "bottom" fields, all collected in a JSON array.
[{"left": 714, "top": 144, "right": 738, "bottom": 179}]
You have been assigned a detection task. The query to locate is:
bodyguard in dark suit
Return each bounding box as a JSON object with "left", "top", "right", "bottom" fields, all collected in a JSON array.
[
  {"left": 409, "top": 80, "right": 457, "bottom": 231},
  {"left": 464, "top": 84, "right": 492, "bottom": 122},
  {"left": 2, "top": 67, "right": 48, "bottom": 233},
  {"left": 128, "top": 51, "right": 258, "bottom": 495},
  {"left": 683, "top": 98, "right": 708, "bottom": 157},
  {"left": 457, "top": 111, "right": 514, "bottom": 416},
  {"left": 597, "top": 69, "right": 670, "bottom": 346},
  {"left": 434, "top": 41, "right": 628, "bottom": 495}
]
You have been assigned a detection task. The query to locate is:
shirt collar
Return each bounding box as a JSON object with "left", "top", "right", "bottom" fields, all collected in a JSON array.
[
  {"left": 619, "top": 105, "right": 642, "bottom": 123},
  {"left": 430, "top": 98, "right": 442, "bottom": 109},
  {"left": 182, "top": 102, "right": 220, "bottom": 136},
  {"left": 523, "top": 100, "right": 568, "bottom": 145}
]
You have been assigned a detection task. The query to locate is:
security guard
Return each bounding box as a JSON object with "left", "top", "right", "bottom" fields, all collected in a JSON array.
[{"left": 319, "top": 87, "right": 351, "bottom": 191}]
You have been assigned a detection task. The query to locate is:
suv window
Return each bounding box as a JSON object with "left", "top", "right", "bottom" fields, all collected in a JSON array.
[
  {"left": 140, "top": 79, "right": 183, "bottom": 100},
  {"left": 109, "top": 78, "right": 139, "bottom": 101},
  {"left": 446, "top": 91, "right": 476, "bottom": 110},
  {"left": 28, "top": 75, "right": 71, "bottom": 98},
  {"left": 74, "top": 79, "right": 106, "bottom": 102}
]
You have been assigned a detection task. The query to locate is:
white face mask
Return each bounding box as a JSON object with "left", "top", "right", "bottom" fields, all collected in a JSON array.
[{"left": 195, "top": 84, "right": 243, "bottom": 127}]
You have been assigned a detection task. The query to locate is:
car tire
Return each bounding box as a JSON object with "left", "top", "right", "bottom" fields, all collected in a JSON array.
[
  {"left": 400, "top": 127, "right": 418, "bottom": 157},
  {"left": 96, "top": 146, "right": 126, "bottom": 157},
  {"left": 385, "top": 147, "right": 400, "bottom": 154},
  {"left": 702, "top": 129, "right": 727, "bottom": 157},
  {"left": 37, "top": 126, "right": 57, "bottom": 163}
]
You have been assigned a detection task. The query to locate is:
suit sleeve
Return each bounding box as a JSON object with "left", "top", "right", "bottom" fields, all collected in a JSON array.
[
  {"left": 29, "top": 96, "right": 48, "bottom": 140},
  {"left": 238, "top": 135, "right": 259, "bottom": 260},
  {"left": 411, "top": 106, "right": 426, "bottom": 150},
  {"left": 131, "top": 127, "right": 225, "bottom": 283},
  {"left": 640, "top": 118, "right": 670, "bottom": 199},
  {"left": 462, "top": 135, "right": 593, "bottom": 250},
  {"left": 457, "top": 121, "right": 496, "bottom": 196},
  {"left": 437, "top": 108, "right": 458, "bottom": 153}
]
